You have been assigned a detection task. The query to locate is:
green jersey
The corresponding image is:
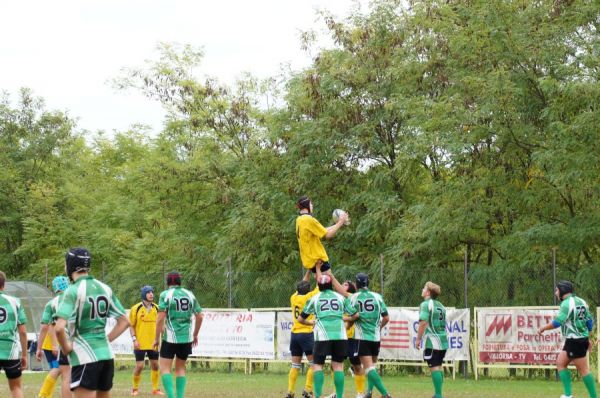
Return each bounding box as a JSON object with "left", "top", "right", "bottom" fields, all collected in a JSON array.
[
  {"left": 302, "top": 290, "right": 357, "bottom": 341},
  {"left": 41, "top": 294, "right": 62, "bottom": 325},
  {"left": 419, "top": 298, "right": 448, "bottom": 350},
  {"left": 555, "top": 294, "right": 593, "bottom": 339},
  {"left": 55, "top": 275, "right": 126, "bottom": 366},
  {"left": 350, "top": 289, "right": 388, "bottom": 342},
  {"left": 0, "top": 291, "right": 27, "bottom": 360},
  {"left": 158, "top": 286, "right": 202, "bottom": 344}
]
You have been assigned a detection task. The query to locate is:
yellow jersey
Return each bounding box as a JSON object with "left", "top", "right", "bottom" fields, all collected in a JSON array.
[
  {"left": 42, "top": 331, "right": 54, "bottom": 351},
  {"left": 296, "top": 214, "right": 328, "bottom": 269},
  {"left": 290, "top": 287, "right": 320, "bottom": 333},
  {"left": 346, "top": 321, "right": 355, "bottom": 339},
  {"left": 129, "top": 302, "right": 159, "bottom": 350}
]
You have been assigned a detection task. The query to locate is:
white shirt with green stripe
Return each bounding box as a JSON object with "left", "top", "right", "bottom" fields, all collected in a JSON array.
[
  {"left": 158, "top": 286, "right": 202, "bottom": 344},
  {"left": 301, "top": 289, "right": 357, "bottom": 342},
  {"left": 419, "top": 298, "right": 448, "bottom": 350},
  {"left": 350, "top": 289, "right": 388, "bottom": 342},
  {"left": 0, "top": 291, "right": 27, "bottom": 360},
  {"left": 55, "top": 275, "right": 126, "bottom": 366}
]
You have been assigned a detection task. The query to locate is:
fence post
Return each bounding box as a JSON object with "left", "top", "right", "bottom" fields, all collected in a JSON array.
[
  {"left": 162, "top": 261, "right": 166, "bottom": 290},
  {"left": 552, "top": 248, "right": 557, "bottom": 306},
  {"left": 102, "top": 261, "right": 105, "bottom": 281},
  {"left": 463, "top": 245, "right": 469, "bottom": 379},
  {"left": 45, "top": 262, "right": 48, "bottom": 288},
  {"left": 227, "top": 257, "right": 233, "bottom": 308},
  {"left": 379, "top": 254, "right": 384, "bottom": 296}
]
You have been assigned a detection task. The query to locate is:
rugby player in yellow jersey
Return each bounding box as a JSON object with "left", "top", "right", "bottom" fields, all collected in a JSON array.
[
  {"left": 286, "top": 271, "right": 319, "bottom": 398},
  {"left": 129, "top": 286, "right": 163, "bottom": 396},
  {"left": 295, "top": 196, "right": 348, "bottom": 275}
]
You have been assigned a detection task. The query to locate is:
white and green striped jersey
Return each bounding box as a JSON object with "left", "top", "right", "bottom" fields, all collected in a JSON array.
[
  {"left": 55, "top": 275, "right": 126, "bottom": 366},
  {"left": 158, "top": 286, "right": 202, "bottom": 344},
  {"left": 555, "top": 294, "right": 593, "bottom": 339},
  {"left": 350, "top": 289, "right": 388, "bottom": 342},
  {"left": 419, "top": 298, "right": 448, "bottom": 350},
  {"left": 0, "top": 291, "right": 27, "bottom": 360},
  {"left": 301, "top": 290, "right": 357, "bottom": 342}
]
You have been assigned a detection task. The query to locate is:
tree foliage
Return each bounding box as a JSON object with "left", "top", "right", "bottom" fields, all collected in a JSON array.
[{"left": 1, "top": 0, "right": 598, "bottom": 308}]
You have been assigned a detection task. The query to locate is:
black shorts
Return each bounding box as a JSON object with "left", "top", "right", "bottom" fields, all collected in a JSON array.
[
  {"left": 290, "top": 332, "right": 314, "bottom": 357},
  {"left": 70, "top": 359, "right": 114, "bottom": 391},
  {"left": 313, "top": 340, "right": 347, "bottom": 365},
  {"left": 134, "top": 349, "right": 159, "bottom": 362},
  {"left": 346, "top": 338, "right": 361, "bottom": 366},
  {"left": 43, "top": 349, "right": 59, "bottom": 369},
  {"left": 310, "top": 261, "right": 331, "bottom": 273},
  {"left": 160, "top": 341, "right": 192, "bottom": 360},
  {"left": 0, "top": 360, "right": 22, "bottom": 379},
  {"left": 563, "top": 338, "right": 589, "bottom": 359},
  {"left": 58, "top": 351, "right": 69, "bottom": 366},
  {"left": 424, "top": 348, "right": 447, "bottom": 368},
  {"left": 357, "top": 340, "right": 381, "bottom": 357}
]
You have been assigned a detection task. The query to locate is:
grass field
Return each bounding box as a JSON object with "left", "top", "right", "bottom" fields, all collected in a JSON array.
[{"left": 20, "top": 367, "right": 596, "bottom": 397}]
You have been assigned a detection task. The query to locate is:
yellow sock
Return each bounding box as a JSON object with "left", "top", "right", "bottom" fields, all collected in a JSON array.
[
  {"left": 38, "top": 374, "right": 58, "bottom": 398},
  {"left": 355, "top": 373, "right": 366, "bottom": 394},
  {"left": 288, "top": 366, "right": 300, "bottom": 393},
  {"left": 305, "top": 366, "right": 314, "bottom": 392},
  {"left": 151, "top": 369, "right": 160, "bottom": 390},
  {"left": 133, "top": 374, "right": 141, "bottom": 390}
]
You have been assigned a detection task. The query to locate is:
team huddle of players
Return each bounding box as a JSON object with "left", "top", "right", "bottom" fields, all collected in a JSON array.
[{"left": 0, "top": 195, "right": 596, "bottom": 398}]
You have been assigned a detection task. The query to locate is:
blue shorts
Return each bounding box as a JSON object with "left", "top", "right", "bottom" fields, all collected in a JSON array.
[
  {"left": 290, "top": 332, "right": 314, "bottom": 357},
  {"left": 43, "top": 349, "right": 59, "bottom": 369}
]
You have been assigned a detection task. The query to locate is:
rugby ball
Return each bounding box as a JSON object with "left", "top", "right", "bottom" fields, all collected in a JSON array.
[{"left": 332, "top": 208, "right": 351, "bottom": 225}]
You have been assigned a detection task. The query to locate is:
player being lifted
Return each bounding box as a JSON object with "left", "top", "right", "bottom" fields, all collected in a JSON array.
[
  {"left": 36, "top": 275, "right": 71, "bottom": 398},
  {"left": 349, "top": 273, "right": 391, "bottom": 398},
  {"left": 415, "top": 282, "right": 447, "bottom": 398},
  {"left": 538, "top": 281, "right": 597, "bottom": 398},
  {"left": 129, "top": 285, "right": 163, "bottom": 396},
  {"left": 0, "top": 271, "right": 28, "bottom": 398},
  {"left": 154, "top": 272, "right": 203, "bottom": 398},
  {"left": 298, "top": 274, "right": 358, "bottom": 398},
  {"left": 54, "top": 247, "right": 130, "bottom": 398},
  {"left": 286, "top": 270, "right": 319, "bottom": 398},
  {"left": 295, "top": 196, "right": 348, "bottom": 275}
]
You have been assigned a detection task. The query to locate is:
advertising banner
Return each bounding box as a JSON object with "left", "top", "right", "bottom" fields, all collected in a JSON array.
[
  {"left": 277, "top": 308, "right": 470, "bottom": 361},
  {"left": 477, "top": 308, "right": 562, "bottom": 364},
  {"left": 193, "top": 311, "right": 275, "bottom": 359},
  {"left": 379, "top": 308, "right": 470, "bottom": 361},
  {"left": 109, "top": 310, "right": 276, "bottom": 359}
]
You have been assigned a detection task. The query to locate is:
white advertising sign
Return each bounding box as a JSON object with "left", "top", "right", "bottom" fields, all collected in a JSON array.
[{"left": 477, "top": 308, "right": 562, "bottom": 364}]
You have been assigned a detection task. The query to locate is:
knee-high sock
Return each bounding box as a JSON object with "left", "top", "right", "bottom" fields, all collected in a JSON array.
[
  {"left": 355, "top": 373, "right": 366, "bottom": 394},
  {"left": 305, "top": 366, "right": 314, "bottom": 392},
  {"left": 38, "top": 373, "right": 58, "bottom": 398},
  {"left": 432, "top": 370, "right": 444, "bottom": 398},
  {"left": 161, "top": 374, "right": 175, "bottom": 398},
  {"left": 151, "top": 369, "right": 160, "bottom": 390},
  {"left": 132, "top": 374, "right": 141, "bottom": 390},
  {"left": 367, "top": 368, "right": 388, "bottom": 396},
  {"left": 334, "top": 371, "right": 345, "bottom": 398},
  {"left": 583, "top": 374, "right": 598, "bottom": 398},
  {"left": 176, "top": 376, "right": 187, "bottom": 398},
  {"left": 313, "top": 370, "right": 325, "bottom": 398},
  {"left": 559, "top": 369, "right": 572, "bottom": 397},
  {"left": 288, "top": 366, "right": 300, "bottom": 393}
]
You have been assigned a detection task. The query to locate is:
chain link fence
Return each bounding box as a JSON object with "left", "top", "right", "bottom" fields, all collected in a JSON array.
[{"left": 28, "top": 252, "right": 600, "bottom": 311}]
